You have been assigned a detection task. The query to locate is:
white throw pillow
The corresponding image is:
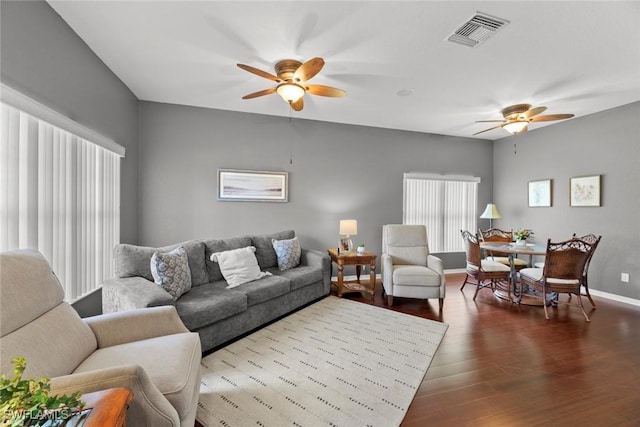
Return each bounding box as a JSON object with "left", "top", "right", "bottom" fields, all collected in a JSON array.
[
  {"left": 210, "top": 246, "right": 271, "bottom": 288},
  {"left": 150, "top": 246, "right": 192, "bottom": 300},
  {"left": 272, "top": 237, "right": 301, "bottom": 271}
]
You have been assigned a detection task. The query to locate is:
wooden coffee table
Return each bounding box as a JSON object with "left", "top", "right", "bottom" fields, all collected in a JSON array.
[{"left": 327, "top": 248, "right": 376, "bottom": 298}]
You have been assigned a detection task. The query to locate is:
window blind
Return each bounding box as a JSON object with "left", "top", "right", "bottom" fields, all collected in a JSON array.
[
  {"left": 1, "top": 102, "right": 121, "bottom": 301},
  {"left": 403, "top": 173, "right": 479, "bottom": 253}
]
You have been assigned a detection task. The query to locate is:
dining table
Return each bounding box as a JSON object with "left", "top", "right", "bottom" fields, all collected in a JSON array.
[{"left": 480, "top": 241, "right": 547, "bottom": 305}]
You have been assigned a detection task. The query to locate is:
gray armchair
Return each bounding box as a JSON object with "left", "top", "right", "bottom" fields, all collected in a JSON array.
[
  {"left": 0, "top": 249, "right": 201, "bottom": 427},
  {"left": 381, "top": 224, "right": 446, "bottom": 311}
]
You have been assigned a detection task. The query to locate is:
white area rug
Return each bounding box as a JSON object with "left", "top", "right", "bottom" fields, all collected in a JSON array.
[{"left": 197, "top": 296, "right": 448, "bottom": 426}]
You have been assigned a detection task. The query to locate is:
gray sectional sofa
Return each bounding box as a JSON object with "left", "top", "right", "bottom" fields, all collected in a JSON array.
[{"left": 102, "top": 230, "right": 331, "bottom": 353}]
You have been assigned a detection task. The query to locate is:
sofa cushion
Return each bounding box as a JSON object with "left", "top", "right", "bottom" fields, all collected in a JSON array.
[
  {"left": 204, "top": 236, "right": 252, "bottom": 282},
  {"left": 175, "top": 282, "right": 248, "bottom": 330},
  {"left": 269, "top": 265, "right": 323, "bottom": 291},
  {"left": 251, "top": 230, "right": 295, "bottom": 270},
  {"left": 231, "top": 274, "right": 291, "bottom": 306},
  {"left": 150, "top": 246, "right": 192, "bottom": 300},
  {"left": 115, "top": 241, "right": 208, "bottom": 286},
  {"left": 211, "top": 246, "right": 271, "bottom": 288},
  {"left": 272, "top": 236, "right": 301, "bottom": 271}
]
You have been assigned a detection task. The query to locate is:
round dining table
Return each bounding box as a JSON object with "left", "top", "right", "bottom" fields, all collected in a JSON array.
[{"left": 480, "top": 241, "right": 547, "bottom": 305}]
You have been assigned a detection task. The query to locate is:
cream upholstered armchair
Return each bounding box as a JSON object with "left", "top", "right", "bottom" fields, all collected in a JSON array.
[
  {"left": 0, "top": 249, "right": 202, "bottom": 427},
  {"left": 381, "top": 224, "right": 445, "bottom": 311}
]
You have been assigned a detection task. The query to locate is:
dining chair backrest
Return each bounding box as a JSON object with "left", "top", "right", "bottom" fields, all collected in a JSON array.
[
  {"left": 542, "top": 238, "right": 594, "bottom": 282},
  {"left": 461, "top": 230, "right": 482, "bottom": 269},
  {"left": 479, "top": 228, "right": 513, "bottom": 243},
  {"left": 479, "top": 228, "right": 513, "bottom": 258},
  {"left": 572, "top": 233, "right": 602, "bottom": 263}
]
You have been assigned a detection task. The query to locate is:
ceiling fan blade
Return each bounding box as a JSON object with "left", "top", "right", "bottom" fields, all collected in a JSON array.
[
  {"left": 293, "top": 57, "right": 324, "bottom": 82},
  {"left": 241, "top": 88, "right": 276, "bottom": 99},
  {"left": 290, "top": 98, "right": 304, "bottom": 111},
  {"left": 530, "top": 113, "right": 575, "bottom": 122},
  {"left": 525, "top": 106, "right": 547, "bottom": 118},
  {"left": 473, "top": 124, "right": 504, "bottom": 136},
  {"left": 237, "top": 63, "right": 281, "bottom": 82},
  {"left": 306, "top": 84, "right": 347, "bottom": 97},
  {"left": 476, "top": 120, "right": 505, "bottom": 123}
]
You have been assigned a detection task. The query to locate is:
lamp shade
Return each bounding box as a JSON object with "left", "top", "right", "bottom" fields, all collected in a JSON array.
[
  {"left": 480, "top": 204, "right": 502, "bottom": 219},
  {"left": 339, "top": 219, "right": 358, "bottom": 236}
]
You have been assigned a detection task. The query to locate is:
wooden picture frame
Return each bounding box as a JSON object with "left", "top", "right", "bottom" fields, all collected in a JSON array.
[
  {"left": 570, "top": 175, "right": 601, "bottom": 207},
  {"left": 528, "top": 179, "right": 552, "bottom": 207},
  {"left": 217, "top": 169, "right": 288, "bottom": 202}
]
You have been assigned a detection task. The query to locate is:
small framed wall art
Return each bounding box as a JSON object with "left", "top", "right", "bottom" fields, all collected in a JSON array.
[
  {"left": 528, "top": 179, "right": 552, "bottom": 207},
  {"left": 570, "top": 175, "right": 601, "bottom": 207},
  {"left": 217, "top": 169, "right": 288, "bottom": 202}
]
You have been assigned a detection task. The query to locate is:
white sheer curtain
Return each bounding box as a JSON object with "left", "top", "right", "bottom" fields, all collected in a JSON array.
[
  {"left": 403, "top": 173, "right": 479, "bottom": 253},
  {"left": 1, "top": 101, "right": 122, "bottom": 301}
]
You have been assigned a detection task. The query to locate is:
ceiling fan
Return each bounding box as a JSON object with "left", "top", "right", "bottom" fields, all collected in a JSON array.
[
  {"left": 473, "top": 104, "right": 575, "bottom": 136},
  {"left": 237, "top": 57, "right": 346, "bottom": 111}
]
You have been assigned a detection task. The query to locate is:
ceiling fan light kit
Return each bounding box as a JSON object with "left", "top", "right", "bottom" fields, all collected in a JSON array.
[
  {"left": 503, "top": 120, "right": 528, "bottom": 134},
  {"left": 276, "top": 83, "right": 305, "bottom": 103},
  {"left": 238, "top": 57, "right": 346, "bottom": 111},
  {"left": 474, "top": 103, "right": 574, "bottom": 136}
]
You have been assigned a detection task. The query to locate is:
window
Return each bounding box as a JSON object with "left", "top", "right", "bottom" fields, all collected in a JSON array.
[
  {"left": 403, "top": 173, "right": 479, "bottom": 253},
  {"left": 1, "top": 86, "right": 124, "bottom": 301}
]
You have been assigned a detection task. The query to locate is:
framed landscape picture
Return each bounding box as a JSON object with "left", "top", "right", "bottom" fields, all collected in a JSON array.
[
  {"left": 570, "top": 175, "right": 601, "bottom": 207},
  {"left": 217, "top": 169, "right": 288, "bottom": 202},
  {"left": 528, "top": 179, "right": 552, "bottom": 207}
]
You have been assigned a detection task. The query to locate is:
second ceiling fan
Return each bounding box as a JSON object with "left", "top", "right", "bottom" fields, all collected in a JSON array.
[
  {"left": 237, "top": 57, "right": 346, "bottom": 111},
  {"left": 474, "top": 104, "right": 574, "bottom": 135}
]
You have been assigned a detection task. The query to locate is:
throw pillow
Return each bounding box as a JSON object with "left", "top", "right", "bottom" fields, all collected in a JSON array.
[
  {"left": 271, "top": 237, "right": 301, "bottom": 271},
  {"left": 150, "top": 246, "right": 192, "bottom": 300},
  {"left": 210, "top": 246, "right": 271, "bottom": 288}
]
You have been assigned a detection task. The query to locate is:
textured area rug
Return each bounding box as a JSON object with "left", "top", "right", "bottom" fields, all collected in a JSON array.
[{"left": 197, "top": 296, "right": 448, "bottom": 426}]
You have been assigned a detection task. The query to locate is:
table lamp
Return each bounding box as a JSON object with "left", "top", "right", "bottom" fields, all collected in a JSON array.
[
  {"left": 480, "top": 203, "right": 502, "bottom": 228},
  {"left": 339, "top": 219, "right": 358, "bottom": 252}
]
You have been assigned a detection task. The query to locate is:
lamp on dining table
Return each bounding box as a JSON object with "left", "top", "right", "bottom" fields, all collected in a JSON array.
[{"left": 480, "top": 203, "right": 502, "bottom": 228}]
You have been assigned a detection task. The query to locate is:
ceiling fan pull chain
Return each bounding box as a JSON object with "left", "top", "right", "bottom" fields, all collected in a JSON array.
[{"left": 514, "top": 142, "right": 517, "bottom": 155}]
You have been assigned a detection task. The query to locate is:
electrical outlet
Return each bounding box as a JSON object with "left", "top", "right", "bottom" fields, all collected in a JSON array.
[{"left": 621, "top": 273, "right": 630, "bottom": 283}]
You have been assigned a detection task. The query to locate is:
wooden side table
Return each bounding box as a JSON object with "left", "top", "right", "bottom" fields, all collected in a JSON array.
[
  {"left": 327, "top": 248, "right": 376, "bottom": 298},
  {"left": 80, "top": 387, "right": 133, "bottom": 427}
]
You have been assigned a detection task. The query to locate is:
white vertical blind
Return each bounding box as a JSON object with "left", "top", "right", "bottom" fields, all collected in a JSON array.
[
  {"left": 1, "top": 103, "right": 121, "bottom": 301},
  {"left": 403, "top": 173, "right": 479, "bottom": 253}
]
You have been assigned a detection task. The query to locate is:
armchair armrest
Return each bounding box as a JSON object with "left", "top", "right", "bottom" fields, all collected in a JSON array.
[
  {"left": 50, "top": 364, "right": 179, "bottom": 427},
  {"left": 427, "top": 254, "right": 446, "bottom": 291},
  {"left": 102, "top": 276, "right": 174, "bottom": 313},
  {"left": 84, "top": 306, "right": 190, "bottom": 348},
  {"left": 381, "top": 253, "right": 394, "bottom": 292}
]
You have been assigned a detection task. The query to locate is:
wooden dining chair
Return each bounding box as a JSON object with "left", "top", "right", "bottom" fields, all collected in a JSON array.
[
  {"left": 460, "top": 230, "right": 512, "bottom": 301},
  {"left": 519, "top": 237, "right": 594, "bottom": 321},
  {"left": 478, "top": 228, "right": 528, "bottom": 271}
]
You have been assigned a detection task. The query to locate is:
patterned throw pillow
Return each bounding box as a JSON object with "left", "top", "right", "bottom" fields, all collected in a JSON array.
[
  {"left": 271, "top": 237, "right": 301, "bottom": 271},
  {"left": 150, "top": 246, "right": 192, "bottom": 300}
]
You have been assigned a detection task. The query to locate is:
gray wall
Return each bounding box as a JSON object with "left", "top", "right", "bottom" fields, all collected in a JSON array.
[
  {"left": 493, "top": 102, "right": 640, "bottom": 299},
  {"left": 0, "top": 0, "right": 139, "bottom": 244},
  {"left": 138, "top": 101, "right": 495, "bottom": 270}
]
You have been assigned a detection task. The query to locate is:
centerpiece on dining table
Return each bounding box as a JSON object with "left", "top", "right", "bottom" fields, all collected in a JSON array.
[{"left": 514, "top": 228, "right": 534, "bottom": 246}]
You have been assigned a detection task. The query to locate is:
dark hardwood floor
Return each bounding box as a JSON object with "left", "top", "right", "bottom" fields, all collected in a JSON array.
[
  {"left": 346, "top": 273, "right": 640, "bottom": 426},
  {"left": 195, "top": 273, "right": 640, "bottom": 426}
]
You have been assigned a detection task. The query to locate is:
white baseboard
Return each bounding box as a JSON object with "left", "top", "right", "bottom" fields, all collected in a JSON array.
[{"left": 588, "top": 289, "right": 640, "bottom": 307}]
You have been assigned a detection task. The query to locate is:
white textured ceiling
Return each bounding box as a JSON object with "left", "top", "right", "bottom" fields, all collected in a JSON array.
[{"left": 47, "top": 1, "right": 640, "bottom": 140}]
